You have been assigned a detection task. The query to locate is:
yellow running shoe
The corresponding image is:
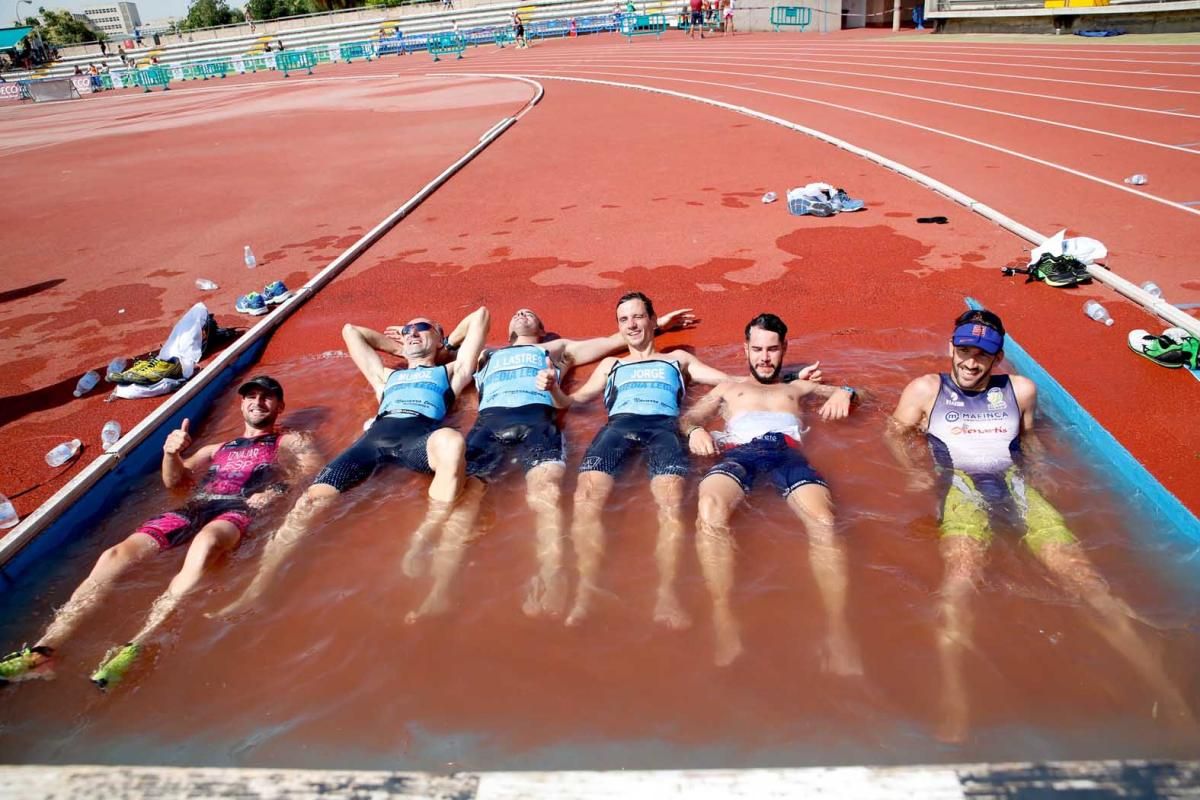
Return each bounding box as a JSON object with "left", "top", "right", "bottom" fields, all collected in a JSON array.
[
  {"left": 118, "top": 358, "right": 183, "bottom": 386},
  {"left": 91, "top": 643, "right": 141, "bottom": 690}
]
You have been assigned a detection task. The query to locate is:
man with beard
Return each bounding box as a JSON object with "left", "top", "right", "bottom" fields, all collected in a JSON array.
[
  {"left": 681, "top": 313, "right": 857, "bottom": 669},
  {"left": 405, "top": 306, "right": 698, "bottom": 620},
  {"left": 886, "top": 308, "right": 1193, "bottom": 742},
  {"left": 213, "top": 308, "right": 490, "bottom": 622},
  {"left": 0, "top": 377, "right": 319, "bottom": 689}
]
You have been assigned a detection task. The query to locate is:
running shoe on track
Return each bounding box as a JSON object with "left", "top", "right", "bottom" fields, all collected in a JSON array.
[
  {"left": 0, "top": 645, "right": 54, "bottom": 684},
  {"left": 261, "top": 281, "right": 293, "bottom": 306},
  {"left": 235, "top": 291, "right": 269, "bottom": 316},
  {"left": 1127, "top": 329, "right": 1200, "bottom": 370},
  {"left": 91, "top": 643, "right": 141, "bottom": 690},
  {"left": 119, "top": 357, "right": 183, "bottom": 385}
]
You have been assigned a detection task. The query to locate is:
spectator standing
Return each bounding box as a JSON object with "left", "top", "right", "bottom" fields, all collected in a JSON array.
[
  {"left": 688, "top": 0, "right": 704, "bottom": 37},
  {"left": 99, "top": 40, "right": 108, "bottom": 55}
]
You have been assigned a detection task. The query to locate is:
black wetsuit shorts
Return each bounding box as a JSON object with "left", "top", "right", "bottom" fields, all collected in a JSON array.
[
  {"left": 466, "top": 404, "right": 565, "bottom": 480},
  {"left": 704, "top": 432, "right": 827, "bottom": 496},
  {"left": 314, "top": 415, "right": 437, "bottom": 493},
  {"left": 578, "top": 413, "right": 687, "bottom": 478}
]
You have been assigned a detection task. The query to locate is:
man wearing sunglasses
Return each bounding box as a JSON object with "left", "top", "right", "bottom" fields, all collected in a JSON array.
[
  {"left": 407, "top": 305, "right": 700, "bottom": 621},
  {"left": 214, "top": 308, "right": 490, "bottom": 620}
]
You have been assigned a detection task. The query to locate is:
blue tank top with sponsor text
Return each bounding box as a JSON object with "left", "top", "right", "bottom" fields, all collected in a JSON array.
[
  {"left": 377, "top": 365, "right": 454, "bottom": 422},
  {"left": 603, "top": 358, "right": 685, "bottom": 417},
  {"left": 925, "top": 374, "right": 1021, "bottom": 474},
  {"left": 475, "top": 344, "right": 558, "bottom": 411}
]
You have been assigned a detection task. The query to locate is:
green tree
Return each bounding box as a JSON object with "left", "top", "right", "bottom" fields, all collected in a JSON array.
[
  {"left": 32, "top": 8, "right": 106, "bottom": 45},
  {"left": 180, "top": 0, "right": 241, "bottom": 29}
]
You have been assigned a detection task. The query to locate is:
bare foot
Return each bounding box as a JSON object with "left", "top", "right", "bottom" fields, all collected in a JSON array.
[
  {"left": 936, "top": 702, "right": 969, "bottom": 744},
  {"left": 653, "top": 591, "right": 692, "bottom": 630},
  {"left": 522, "top": 571, "right": 567, "bottom": 619},
  {"left": 401, "top": 535, "right": 434, "bottom": 579},
  {"left": 404, "top": 590, "right": 451, "bottom": 625},
  {"left": 564, "top": 590, "right": 592, "bottom": 627},
  {"left": 821, "top": 632, "right": 864, "bottom": 677},
  {"left": 713, "top": 624, "right": 744, "bottom": 667}
]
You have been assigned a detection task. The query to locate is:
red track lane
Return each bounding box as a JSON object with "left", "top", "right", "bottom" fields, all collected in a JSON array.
[
  {"left": 2, "top": 31, "right": 1198, "bottom": 531},
  {"left": 0, "top": 74, "right": 532, "bottom": 521}
]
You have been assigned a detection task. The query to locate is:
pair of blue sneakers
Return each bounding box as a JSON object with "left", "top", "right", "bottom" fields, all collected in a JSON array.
[{"left": 235, "top": 281, "right": 292, "bottom": 316}]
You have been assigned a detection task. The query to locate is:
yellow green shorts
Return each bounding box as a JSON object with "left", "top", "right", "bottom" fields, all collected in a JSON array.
[{"left": 939, "top": 468, "right": 1076, "bottom": 553}]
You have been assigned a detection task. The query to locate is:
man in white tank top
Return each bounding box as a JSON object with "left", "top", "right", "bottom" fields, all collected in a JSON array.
[
  {"left": 681, "top": 313, "right": 859, "bottom": 669},
  {"left": 887, "top": 307, "right": 1193, "bottom": 743}
]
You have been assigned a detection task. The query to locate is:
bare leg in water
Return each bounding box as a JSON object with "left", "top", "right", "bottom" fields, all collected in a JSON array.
[
  {"left": 522, "top": 462, "right": 568, "bottom": 618},
  {"left": 650, "top": 474, "right": 691, "bottom": 629},
  {"left": 934, "top": 535, "right": 988, "bottom": 744},
  {"left": 695, "top": 473, "right": 746, "bottom": 666},
  {"left": 401, "top": 428, "right": 468, "bottom": 578},
  {"left": 24, "top": 533, "right": 161, "bottom": 673},
  {"left": 210, "top": 483, "right": 340, "bottom": 619},
  {"left": 126, "top": 521, "right": 240, "bottom": 647},
  {"left": 1035, "top": 541, "right": 1196, "bottom": 729},
  {"left": 787, "top": 484, "right": 862, "bottom": 677},
  {"left": 405, "top": 477, "right": 487, "bottom": 623},
  {"left": 565, "top": 470, "right": 616, "bottom": 626}
]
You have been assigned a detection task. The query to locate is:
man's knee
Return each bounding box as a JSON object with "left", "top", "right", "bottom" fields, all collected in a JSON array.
[
  {"left": 697, "top": 490, "right": 734, "bottom": 529},
  {"left": 429, "top": 429, "right": 466, "bottom": 467},
  {"left": 101, "top": 537, "right": 155, "bottom": 568},
  {"left": 573, "top": 472, "right": 611, "bottom": 511},
  {"left": 527, "top": 470, "right": 562, "bottom": 511}
]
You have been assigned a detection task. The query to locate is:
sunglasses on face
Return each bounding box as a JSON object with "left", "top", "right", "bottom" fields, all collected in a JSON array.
[{"left": 400, "top": 322, "right": 437, "bottom": 336}]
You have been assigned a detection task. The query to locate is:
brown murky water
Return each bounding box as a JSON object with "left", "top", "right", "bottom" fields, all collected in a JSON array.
[{"left": 2, "top": 329, "right": 1198, "bottom": 769}]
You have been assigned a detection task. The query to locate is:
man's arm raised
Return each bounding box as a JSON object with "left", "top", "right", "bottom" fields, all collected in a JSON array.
[
  {"left": 446, "top": 306, "right": 490, "bottom": 395},
  {"left": 162, "top": 418, "right": 219, "bottom": 489},
  {"left": 343, "top": 324, "right": 395, "bottom": 396},
  {"left": 677, "top": 351, "right": 733, "bottom": 387},
  {"left": 884, "top": 374, "right": 939, "bottom": 492},
  {"left": 559, "top": 308, "right": 698, "bottom": 368}
]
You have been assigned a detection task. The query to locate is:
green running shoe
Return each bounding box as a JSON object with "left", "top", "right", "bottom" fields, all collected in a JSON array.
[
  {"left": 91, "top": 643, "right": 141, "bottom": 690},
  {"left": 0, "top": 645, "right": 53, "bottom": 684}
]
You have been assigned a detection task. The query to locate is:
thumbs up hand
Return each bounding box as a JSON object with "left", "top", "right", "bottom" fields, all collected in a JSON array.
[
  {"left": 535, "top": 354, "right": 558, "bottom": 392},
  {"left": 164, "top": 418, "right": 192, "bottom": 456}
]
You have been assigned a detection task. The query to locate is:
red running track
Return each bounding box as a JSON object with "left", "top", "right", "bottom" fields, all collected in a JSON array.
[{"left": 1, "top": 29, "right": 1198, "bottom": 525}]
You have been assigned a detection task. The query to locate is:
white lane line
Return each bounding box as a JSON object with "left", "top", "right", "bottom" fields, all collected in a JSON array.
[
  {"left": 494, "top": 67, "right": 1200, "bottom": 217},
  {"left": 500, "top": 47, "right": 1200, "bottom": 96},
  {"left": 499, "top": 59, "right": 1200, "bottom": 154},
  {"left": 506, "top": 53, "right": 1200, "bottom": 119}
]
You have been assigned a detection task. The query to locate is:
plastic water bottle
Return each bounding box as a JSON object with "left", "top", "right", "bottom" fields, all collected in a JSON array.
[
  {"left": 196, "top": 278, "right": 219, "bottom": 291},
  {"left": 0, "top": 495, "right": 18, "bottom": 529},
  {"left": 107, "top": 357, "right": 129, "bottom": 377},
  {"left": 761, "top": 192, "right": 777, "bottom": 204},
  {"left": 244, "top": 245, "right": 257, "bottom": 269},
  {"left": 1139, "top": 281, "right": 1163, "bottom": 300},
  {"left": 1083, "top": 300, "right": 1114, "bottom": 326},
  {"left": 101, "top": 420, "right": 121, "bottom": 449},
  {"left": 73, "top": 371, "right": 100, "bottom": 397},
  {"left": 45, "top": 438, "right": 82, "bottom": 468},
  {"left": 1124, "top": 174, "right": 1147, "bottom": 185}
]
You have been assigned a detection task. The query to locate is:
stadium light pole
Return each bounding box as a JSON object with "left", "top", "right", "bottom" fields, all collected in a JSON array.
[{"left": 14, "top": 0, "right": 32, "bottom": 25}]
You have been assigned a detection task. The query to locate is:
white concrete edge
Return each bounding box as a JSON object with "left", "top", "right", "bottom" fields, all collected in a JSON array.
[
  {"left": 928, "top": 0, "right": 1200, "bottom": 18},
  {"left": 2, "top": 761, "right": 1199, "bottom": 798},
  {"left": 466, "top": 72, "right": 1199, "bottom": 339},
  {"left": 0, "top": 75, "right": 543, "bottom": 573}
]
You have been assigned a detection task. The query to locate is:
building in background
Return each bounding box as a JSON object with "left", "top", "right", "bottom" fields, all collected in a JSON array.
[
  {"left": 139, "top": 16, "right": 180, "bottom": 34},
  {"left": 81, "top": 2, "right": 142, "bottom": 36}
]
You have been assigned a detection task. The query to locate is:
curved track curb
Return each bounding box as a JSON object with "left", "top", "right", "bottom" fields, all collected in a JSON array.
[{"left": 0, "top": 75, "right": 544, "bottom": 585}]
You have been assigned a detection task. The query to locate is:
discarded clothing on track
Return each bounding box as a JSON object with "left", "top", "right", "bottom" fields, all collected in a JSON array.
[{"left": 786, "top": 183, "right": 866, "bottom": 217}]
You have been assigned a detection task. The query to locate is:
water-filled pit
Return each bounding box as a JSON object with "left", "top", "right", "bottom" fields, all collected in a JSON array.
[{"left": 2, "top": 329, "right": 1198, "bottom": 769}]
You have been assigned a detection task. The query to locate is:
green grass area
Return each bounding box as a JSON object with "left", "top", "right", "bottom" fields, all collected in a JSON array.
[{"left": 882, "top": 31, "right": 1200, "bottom": 44}]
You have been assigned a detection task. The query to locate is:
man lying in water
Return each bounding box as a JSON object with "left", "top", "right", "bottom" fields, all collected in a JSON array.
[
  {"left": 403, "top": 305, "right": 700, "bottom": 621},
  {"left": 681, "top": 313, "right": 859, "bottom": 669},
  {"left": 885, "top": 307, "right": 1195, "bottom": 743},
  {"left": 0, "top": 377, "right": 319, "bottom": 689}
]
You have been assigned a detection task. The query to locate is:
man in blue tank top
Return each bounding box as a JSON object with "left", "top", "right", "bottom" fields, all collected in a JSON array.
[
  {"left": 681, "top": 313, "right": 858, "bottom": 669},
  {"left": 887, "top": 308, "right": 1193, "bottom": 743},
  {"left": 448, "top": 306, "right": 698, "bottom": 619},
  {"left": 564, "top": 292, "right": 733, "bottom": 628},
  {"left": 213, "top": 308, "right": 491, "bottom": 622}
]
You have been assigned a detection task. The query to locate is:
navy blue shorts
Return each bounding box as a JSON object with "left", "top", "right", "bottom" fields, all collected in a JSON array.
[
  {"left": 314, "top": 415, "right": 437, "bottom": 493},
  {"left": 579, "top": 414, "right": 687, "bottom": 478},
  {"left": 466, "top": 404, "right": 565, "bottom": 480},
  {"left": 704, "top": 432, "right": 826, "bottom": 496}
]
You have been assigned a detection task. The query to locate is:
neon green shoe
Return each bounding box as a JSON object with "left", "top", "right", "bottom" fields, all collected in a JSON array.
[
  {"left": 0, "top": 645, "right": 54, "bottom": 684},
  {"left": 91, "top": 643, "right": 141, "bottom": 690}
]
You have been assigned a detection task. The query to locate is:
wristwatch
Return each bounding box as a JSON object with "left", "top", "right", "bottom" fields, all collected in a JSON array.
[{"left": 840, "top": 386, "right": 857, "bottom": 400}]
